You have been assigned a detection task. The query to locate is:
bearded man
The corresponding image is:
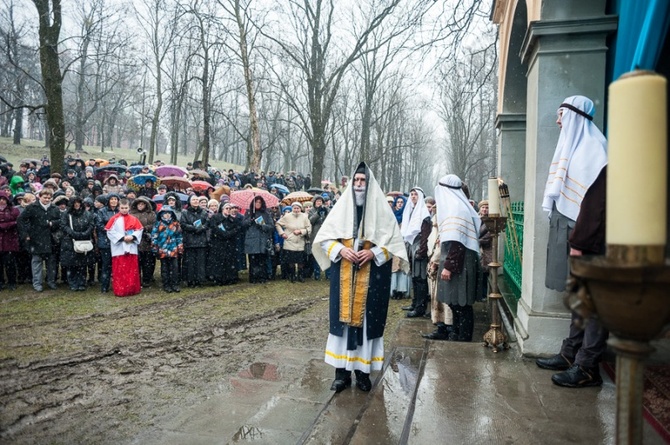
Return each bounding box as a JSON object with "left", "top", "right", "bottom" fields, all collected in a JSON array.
[{"left": 313, "top": 162, "right": 408, "bottom": 393}]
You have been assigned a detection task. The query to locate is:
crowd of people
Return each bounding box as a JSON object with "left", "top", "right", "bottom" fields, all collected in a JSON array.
[
  {"left": 0, "top": 155, "right": 351, "bottom": 296},
  {"left": 0, "top": 155, "right": 493, "bottom": 305}
]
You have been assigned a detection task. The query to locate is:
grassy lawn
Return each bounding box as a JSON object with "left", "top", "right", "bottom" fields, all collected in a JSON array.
[{"left": 0, "top": 137, "right": 243, "bottom": 171}]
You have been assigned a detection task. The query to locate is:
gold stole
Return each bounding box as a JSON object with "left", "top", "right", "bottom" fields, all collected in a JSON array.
[{"left": 339, "top": 239, "right": 372, "bottom": 328}]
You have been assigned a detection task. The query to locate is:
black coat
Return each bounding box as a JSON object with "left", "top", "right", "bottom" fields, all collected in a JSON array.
[
  {"left": 208, "top": 213, "right": 242, "bottom": 282},
  {"left": 60, "top": 208, "right": 95, "bottom": 267},
  {"left": 95, "top": 205, "right": 118, "bottom": 249},
  {"left": 180, "top": 206, "right": 209, "bottom": 248},
  {"left": 17, "top": 202, "right": 61, "bottom": 255}
]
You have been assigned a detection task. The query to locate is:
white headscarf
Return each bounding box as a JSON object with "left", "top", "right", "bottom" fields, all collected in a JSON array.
[
  {"left": 434, "top": 174, "right": 481, "bottom": 254},
  {"left": 313, "top": 162, "right": 409, "bottom": 272},
  {"left": 400, "top": 187, "right": 431, "bottom": 244},
  {"left": 542, "top": 95, "right": 608, "bottom": 221}
]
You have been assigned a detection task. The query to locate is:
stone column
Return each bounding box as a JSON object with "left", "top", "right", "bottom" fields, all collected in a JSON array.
[
  {"left": 516, "top": 10, "right": 617, "bottom": 355},
  {"left": 496, "top": 113, "right": 526, "bottom": 203}
]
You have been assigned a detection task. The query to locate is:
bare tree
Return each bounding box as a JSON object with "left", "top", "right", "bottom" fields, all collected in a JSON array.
[
  {"left": 438, "top": 45, "right": 497, "bottom": 200},
  {"left": 180, "top": 0, "right": 223, "bottom": 168},
  {"left": 263, "top": 0, "right": 413, "bottom": 184},
  {"left": 134, "top": 0, "right": 180, "bottom": 163},
  {"left": 217, "top": 0, "right": 265, "bottom": 170},
  {"left": 0, "top": 0, "right": 39, "bottom": 144},
  {"left": 29, "top": 0, "right": 65, "bottom": 172}
]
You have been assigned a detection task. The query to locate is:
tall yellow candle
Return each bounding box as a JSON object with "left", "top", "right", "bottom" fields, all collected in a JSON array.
[
  {"left": 607, "top": 71, "right": 667, "bottom": 247},
  {"left": 488, "top": 178, "right": 501, "bottom": 215}
]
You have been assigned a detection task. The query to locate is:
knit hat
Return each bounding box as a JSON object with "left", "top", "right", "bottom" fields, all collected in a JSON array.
[{"left": 291, "top": 201, "right": 303, "bottom": 208}]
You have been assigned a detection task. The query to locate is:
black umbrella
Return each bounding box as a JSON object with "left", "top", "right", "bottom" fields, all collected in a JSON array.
[{"left": 307, "top": 187, "right": 325, "bottom": 194}]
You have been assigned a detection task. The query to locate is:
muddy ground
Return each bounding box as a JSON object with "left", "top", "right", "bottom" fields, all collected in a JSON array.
[{"left": 0, "top": 275, "right": 410, "bottom": 444}]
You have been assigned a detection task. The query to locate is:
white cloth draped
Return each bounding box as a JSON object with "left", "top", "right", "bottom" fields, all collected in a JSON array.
[
  {"left": 313, "top": 163, "right": 408, "bottom": 273},
  {"left": 106, "top": 215, "right": 142, "bottom": 257},
  {"left": 400, "top": 187, "right": 431, "bottom": 244},
  {"left": 434, "top": 174, "right": 481, "bottom": 254},
  {"left": 542, "top": 95, "right": 608, "bottom": 221}
]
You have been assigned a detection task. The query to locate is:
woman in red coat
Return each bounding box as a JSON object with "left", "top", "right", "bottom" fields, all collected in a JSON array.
[{"left": 0, "top": 191, "right": 20, "bottom": 290}]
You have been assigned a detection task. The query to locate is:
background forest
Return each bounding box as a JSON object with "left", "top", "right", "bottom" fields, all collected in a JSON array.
[{"left": 1, "top": 0, "right": 497, "bottom": 198}]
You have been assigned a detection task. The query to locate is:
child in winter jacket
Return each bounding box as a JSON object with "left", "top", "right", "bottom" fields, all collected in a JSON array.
[{"left": 151, "top": 206, "right": 183, "bottom": 293}]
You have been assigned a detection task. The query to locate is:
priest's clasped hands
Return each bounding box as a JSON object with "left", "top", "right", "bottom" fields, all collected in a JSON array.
[{"left": 340, "top": 246, "right": 374, "bottom": 267}]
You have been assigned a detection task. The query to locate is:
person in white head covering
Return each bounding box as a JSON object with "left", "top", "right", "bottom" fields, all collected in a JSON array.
[
  {"left": 314, "top": 162, "right": 408, "bottom": 393},
  {"left": 400, "top": 187, "right": 432, "bottom": 318},
  {"left": 434, "top": 174, "right": 481, "bottom": 342},
  {"left": 542, "top": 95, "right": 607, "bottom": 291}
]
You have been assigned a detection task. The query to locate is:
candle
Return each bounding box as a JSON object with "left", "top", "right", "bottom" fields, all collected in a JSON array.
[
  {"left": 488, "top": 177, "right": 501, "bottom": 215},
  {"left": 607, "top": 71, "right": 667, "bottom": 247}
]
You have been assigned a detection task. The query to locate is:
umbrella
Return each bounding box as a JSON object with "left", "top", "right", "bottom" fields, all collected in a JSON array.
[
  {"left": 191, "top": 180, "right": 214, "bottom": 191},
  {"left": 94, "top": 158, "right": 110, "bottom": 167},
  {"left": 155, "top": 165, "right": 188, "bottom": 178},
  {"left": 127, "top": 174, "right": 160, "bottom": 191},
  {"left": 96, "top": 164, "right": 127, "bottom": 174},
  {"left": 281, "top": 191, "right": 314, "bottom": 206},
  {"left": 230, "top": 188, "right": 280, "bottom": 210},
  {"left": 160, "top": 176, "right": 192, "bottom": 190},
  {"left": 306, "top": 187, "right": 325, "bottom": 194},
  {"left": 127, "top": 165, "right": 146, "bottom": 175},
  {"left": 321, "top": 180, "right": 332, "bottom": 185},
  {"left": 386, "top": 191, "right": 404, "bottom": 197},
  {"left": 269, "top": 183, "right": 289, "bottom": 194},
  {"left": 21, "top": 158, "right": 41, "bottom": 165},
  {"left": 189, "top": 169, "right": 210, "bottom": 179},
  {"left": 152, "top": 192, "right": 190, "bottom": 205}
]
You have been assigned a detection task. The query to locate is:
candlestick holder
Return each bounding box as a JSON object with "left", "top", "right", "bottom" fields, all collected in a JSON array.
[
  {"left": 568, "top": 251, "right": 670, "bottom": 445},
  {"left": 481, "top": 215, "right": 509, "bottom": 352}
]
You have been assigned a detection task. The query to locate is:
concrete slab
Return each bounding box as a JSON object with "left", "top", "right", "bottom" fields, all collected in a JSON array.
[{"left": 133, "top": 319, "right": 667, "bottom": 445}]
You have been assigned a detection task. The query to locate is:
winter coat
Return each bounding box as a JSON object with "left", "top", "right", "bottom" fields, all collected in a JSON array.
[
  {"left": 208, "top": 213, "right": 242, "bottom": 281},
  {"left": 308, "top": 205, "right": 329, "bottom": 243},
  {"left": 102, "top": 175, "right": 122, "bottom": 195},
  {"left": 95, "top": 202, "right": 119, "bottom": 249},
  {"left": 17, "top": 201, "right": 61, "bottom": 255},
  {"left": 151, "top": 207, "right": 183, "bottom": 259},
  {"left": 0, "top": 193, "right": 20, "bottom": 252},
  {"left": 180, "top": 206, "right": 209, "bottom": 248},
  {"left": 275, "top": 212, "right": 311, "bottom": 252},
  {"left": 60, "top": 206, "right": 95, "bottom": 268},
  {"left": 130, "top": 197, "right": 156, "bottom": 252},
  {"left": 243, "top": 199, "right": 274, "bottom": 255}
]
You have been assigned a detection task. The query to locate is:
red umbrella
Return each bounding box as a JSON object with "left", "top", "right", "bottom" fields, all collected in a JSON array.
[
  {"left": 191, "top": 180, "right": 214, "bottom": 191},
  {"left": 160, "top": 176, "right": 192, "bottom": 190},
  {"left": 230, "top": 188, "right": 280, "bottom": 210},
  {"left": 155, "top": 165, "right": 188, "bottom": 178}
]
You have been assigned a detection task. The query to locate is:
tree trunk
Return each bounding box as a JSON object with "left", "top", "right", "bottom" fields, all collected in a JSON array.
[{"left": 32, "top": 0, "right": 65, "bottom": 175}]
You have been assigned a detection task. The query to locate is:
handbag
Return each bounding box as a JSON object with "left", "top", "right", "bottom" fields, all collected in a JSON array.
[{"left": 70, "top": 215, "right": 94, "bottom": 253}]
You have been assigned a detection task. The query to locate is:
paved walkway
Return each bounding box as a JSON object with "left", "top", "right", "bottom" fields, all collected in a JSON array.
[{"left": 133, "top": 317, "right": 666, "bottom": 445}]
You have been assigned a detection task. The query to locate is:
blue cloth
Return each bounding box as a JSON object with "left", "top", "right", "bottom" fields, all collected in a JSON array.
[
  {"left": 612, "top": 0, "right": 670, "bottom": 80},
  {"left": 392, "top": 196, "right": 406, "bottom": 224}
]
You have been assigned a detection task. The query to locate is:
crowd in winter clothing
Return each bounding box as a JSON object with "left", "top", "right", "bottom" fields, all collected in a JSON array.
[{"left": 0, "top": 155, "right": 343, "bottom": 294}]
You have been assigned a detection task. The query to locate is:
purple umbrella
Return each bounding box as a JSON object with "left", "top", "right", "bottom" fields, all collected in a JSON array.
[{"left": 155, "top": 165, "right": 188, "bottom": 178}]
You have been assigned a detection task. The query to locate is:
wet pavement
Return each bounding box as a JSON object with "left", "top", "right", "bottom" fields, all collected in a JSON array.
[{"left": 133, "top": 317, "right": 666, "bottom": 445}]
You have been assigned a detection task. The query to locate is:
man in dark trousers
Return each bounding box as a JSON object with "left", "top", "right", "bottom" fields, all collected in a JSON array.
[
  {"left": 536, "top": 167, "right": 608, "bottom": 387},
  {"left": 17, "top": 188, "right": 61, "bottom": 292}
]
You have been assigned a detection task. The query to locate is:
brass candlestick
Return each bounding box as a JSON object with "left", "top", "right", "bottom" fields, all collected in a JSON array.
[
  {"left": 481, "top": 215, "right": 509, "bottom": 352},
  {"left": 568, "top": 249, "right": 670, "bottom": 445}
]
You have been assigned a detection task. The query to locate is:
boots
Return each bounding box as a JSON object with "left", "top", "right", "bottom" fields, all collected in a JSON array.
[
  {"left": 451, "top": 304, "right": 474, "bottom": 342},
  {"left": 330, "top": 368, "right": 351, "bottom": 393},
  {"left": 421, "top": 323, "right": 453, "bottom": 340},
  {"left": 354, "top": 370, "right": 372, "bottom": 391}
]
